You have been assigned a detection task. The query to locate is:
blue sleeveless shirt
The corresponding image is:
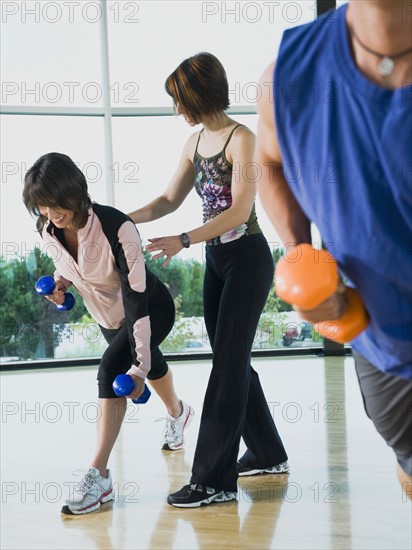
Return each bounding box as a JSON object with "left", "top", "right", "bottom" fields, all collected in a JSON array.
[{"left": 274, "top": 4, "right": 412, "bottom": 379}]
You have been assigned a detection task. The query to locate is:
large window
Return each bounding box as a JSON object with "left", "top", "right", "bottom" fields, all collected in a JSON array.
[
  {"left": 1, "top": 1, "right": 102, "bottom": 107},
  {"left": 1, "top": 1, "right": 322, "bottom": 364},
  {"left": 107, "top": 1, "right": 316, "bottom": 107}
]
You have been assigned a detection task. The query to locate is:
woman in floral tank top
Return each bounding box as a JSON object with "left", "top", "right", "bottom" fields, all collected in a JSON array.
[{"left": 129, "top": 52, "right": 288, "bottom": 508}]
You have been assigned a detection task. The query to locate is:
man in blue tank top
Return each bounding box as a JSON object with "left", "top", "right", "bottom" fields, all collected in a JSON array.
[{"left": 255, "top": 0, "right": 411, "bottom": 498}]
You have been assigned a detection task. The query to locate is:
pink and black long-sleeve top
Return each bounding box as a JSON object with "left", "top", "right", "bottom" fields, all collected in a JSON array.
[{"left": 42, "top": 203, "right": 153, "bottom": 379}]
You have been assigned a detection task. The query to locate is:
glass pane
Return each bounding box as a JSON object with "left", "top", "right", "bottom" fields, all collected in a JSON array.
[
  {"left": 108, "top": 0, "right": 316, "bottom": 107},
  {"left": 1, "top": 115, "right": 106, "bottom": 363},
  {"left": 112, "top": 113, "right": 319, "bottom": 352},
  {"left": 1, "top": 1, "right": 102, "bottom": 107}
]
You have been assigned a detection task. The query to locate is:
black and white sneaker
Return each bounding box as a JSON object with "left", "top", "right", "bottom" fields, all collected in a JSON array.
[
  {"left": 167, "top": 483, "right": 237, "bottom": 508},
  {"left": 237, "top": 460, "right": 289, "bottom": 477}
]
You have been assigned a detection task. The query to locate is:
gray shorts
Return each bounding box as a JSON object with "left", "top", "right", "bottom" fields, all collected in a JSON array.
[{"left": 353, "top": 350, "right": 412, "bottom": 476}]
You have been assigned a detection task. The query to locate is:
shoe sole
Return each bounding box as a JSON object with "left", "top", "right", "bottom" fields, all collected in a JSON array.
[
  {"left": 61, "top": 488, "right": 114, "bottom": 515},
  {"left": 167, "top": 491, "right": 237, "bottom": 508},
  {"left": 238, "top": 462, "right": 290, "bottom": 477},
  {"left": 162, "top": 443, "right": 183, "bottom": 451},
  {"left": 161, "top": 406, "right": 195, "bottom": 451}
]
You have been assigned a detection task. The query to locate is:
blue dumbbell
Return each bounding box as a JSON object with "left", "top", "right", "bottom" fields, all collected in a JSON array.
[
  {"left": 35, "top": 275, "right": 75, "bottom": 311},
  {"left": 112, "top": 374, "right": 151, "bottom": 404}
]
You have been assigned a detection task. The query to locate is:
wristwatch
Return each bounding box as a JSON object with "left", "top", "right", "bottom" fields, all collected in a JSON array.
[{"left": 180, "top": 232, "right": 191, "bottom": 248}]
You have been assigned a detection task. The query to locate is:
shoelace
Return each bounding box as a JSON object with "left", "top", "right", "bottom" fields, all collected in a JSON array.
[
  {"left": 155, "top": 415, "right": 178, "bottom": 442},
  {"left": 78, "top": 474, "right": 97, "bottom": 494}
]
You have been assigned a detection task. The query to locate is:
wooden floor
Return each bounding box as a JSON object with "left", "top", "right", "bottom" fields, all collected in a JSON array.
[{"left": 1, "top": 355, "right": 411, "bottom": 550}]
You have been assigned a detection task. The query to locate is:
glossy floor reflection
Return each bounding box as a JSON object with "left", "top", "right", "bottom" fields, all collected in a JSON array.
[{"left": 1, "top": 356, "right": 411, "bottom": 549}]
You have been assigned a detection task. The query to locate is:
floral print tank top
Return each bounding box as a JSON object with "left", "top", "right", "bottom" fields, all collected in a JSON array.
[{"left": 193, "top": 124, "right": 261, "bottom": 245}]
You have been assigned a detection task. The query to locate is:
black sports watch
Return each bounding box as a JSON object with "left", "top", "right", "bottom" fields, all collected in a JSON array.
[{"left": 180, "top": 232, "right": 191, "bottom": 248}]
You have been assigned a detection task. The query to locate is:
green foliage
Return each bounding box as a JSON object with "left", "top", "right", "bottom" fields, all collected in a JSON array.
[
  {"left": 55, "top": 316, "right": 108, "bottom": 359},
  {"left": 262, "top": 287, "right": 282, "bottom": 314},
  {"left": 144, "top": 251, "right": 205, "bottom": 317},
  {"left": 261, "top": 248, "right": 294, "bottom": 314},
  {"left": 272, "top": 247, "right": 293, "bottom": 312},
  {"left": 310, "top": 327, "right": 323, "bottom": 343},
  {"left": 255, "top": 312, "right": 288, "bottom": 349},
  {"left": 1, "top": 244, "right": 298, "bottom": 361},
  {"left": 160, "top": 295, "right": 196, "bottom": 353},
  {"left": 183, "top": 260, "right": 205, "bottom": 316},
  {"left": 0, "top": 248, "right": 86, "bottom": 360}
]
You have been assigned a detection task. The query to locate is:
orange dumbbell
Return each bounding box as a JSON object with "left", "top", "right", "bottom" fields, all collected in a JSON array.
[{"left": 275, "top": 244, "right": 369, "bottom": 343}]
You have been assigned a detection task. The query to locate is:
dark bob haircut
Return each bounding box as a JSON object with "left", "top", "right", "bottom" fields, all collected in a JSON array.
[
  {"left": 165, "top": 52, "right": 230, "bottom": 125},
  {"left": 23, "top": 152, "right": 92, "bottom": 233}
]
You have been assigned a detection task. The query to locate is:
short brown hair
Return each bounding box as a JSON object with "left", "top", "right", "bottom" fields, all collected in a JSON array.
[
  {"left": 23, "top": 152, "right": 92, "bottom": 233},
  {"left": 165, "top": 52, "right": 229, "bottom": 124}
]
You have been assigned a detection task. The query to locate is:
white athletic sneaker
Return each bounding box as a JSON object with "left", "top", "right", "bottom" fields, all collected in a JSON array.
[
  {"left": 157, "top": 401, "right": 195, "bottom": 451},
  {"left": 61, "top": 467, "right": 114, "bottom": 515}
]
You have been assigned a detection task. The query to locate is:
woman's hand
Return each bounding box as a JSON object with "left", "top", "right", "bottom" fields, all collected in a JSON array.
[
  {"left": 146, "top": 236, "right": 183, "bottom": 267},
  {"left": 45, "top": 280, "right": 67, "bottom": 306},
  {"left": 127, "top": 373, "right": 146, "bottom": 402}
]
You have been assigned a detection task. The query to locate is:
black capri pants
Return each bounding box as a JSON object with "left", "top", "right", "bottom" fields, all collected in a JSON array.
[
  {"left": 353, "top": 350, "right": 412, "bottom": 476},
  {"left": 97, "top": 278, "right": 175, "bottom": 398}
]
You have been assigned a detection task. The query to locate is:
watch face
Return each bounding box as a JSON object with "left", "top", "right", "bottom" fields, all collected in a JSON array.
[{"left": 181, "top": 233, "right": 190, "bottom": 248}]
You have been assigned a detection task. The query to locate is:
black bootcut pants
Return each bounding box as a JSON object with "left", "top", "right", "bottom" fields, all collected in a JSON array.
[{"left": 190, "top": 233, "right": 288, "bottom": 492}]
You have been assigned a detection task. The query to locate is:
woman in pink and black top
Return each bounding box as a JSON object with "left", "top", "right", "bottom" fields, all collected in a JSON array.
[
  {"left": 128, "top": 52, "right": 289, "bottom": 508},
  {"left": 23, "top": 152, "right": 194, "bottom": 515}
]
